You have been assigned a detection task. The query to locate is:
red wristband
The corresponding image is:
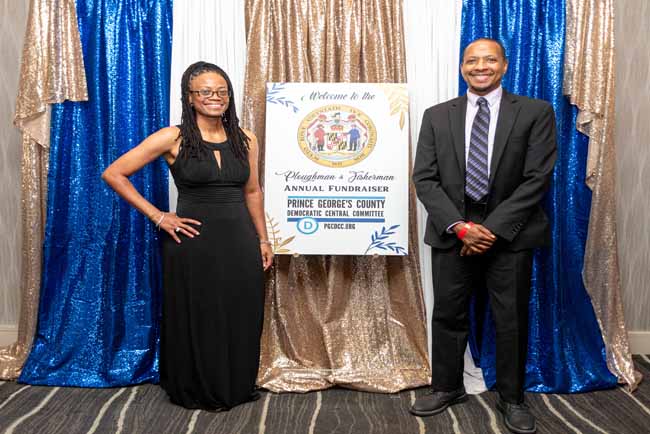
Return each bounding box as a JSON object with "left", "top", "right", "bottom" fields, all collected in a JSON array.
[{"left": 456, "top": 222, "right": 474, "bottom": 240}]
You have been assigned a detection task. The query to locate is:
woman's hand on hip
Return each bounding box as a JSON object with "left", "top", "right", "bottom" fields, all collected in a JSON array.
[{"left": 158, "top": 212, "right": 201, "bottom": 243}]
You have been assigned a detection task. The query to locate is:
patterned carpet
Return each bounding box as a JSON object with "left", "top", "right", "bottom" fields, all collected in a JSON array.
[{"left": 0, "top": 355, "right": 649, "bottom": 434}]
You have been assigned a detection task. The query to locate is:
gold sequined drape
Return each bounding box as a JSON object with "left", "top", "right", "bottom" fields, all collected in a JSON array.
[
  {"left": 0, "top": 0, "right": 87, "bottom": 380},
  {"left": 243, "top": 0, "right": 430, "bottom": 392},
  {"left": 563, "top": 0, "right": 641, "bottom": 390}
]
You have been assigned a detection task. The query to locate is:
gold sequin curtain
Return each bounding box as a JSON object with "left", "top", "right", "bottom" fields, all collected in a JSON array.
[
  {"left": 563, "top": 0, "right": 641, "bottom": 390},
  {"left": 243, "top": 0, "right": 430, "bottom": 392},
  {"left": 0, "top": 0, "right": 87, "bottom": 379}
]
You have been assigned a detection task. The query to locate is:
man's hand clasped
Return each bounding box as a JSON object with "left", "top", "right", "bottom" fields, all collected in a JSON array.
[{"left": 454, "top": 222, "right": 497, "bottom": 256}]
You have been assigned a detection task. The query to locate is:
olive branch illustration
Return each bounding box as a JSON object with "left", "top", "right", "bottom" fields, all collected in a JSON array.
[
  {"left": 266, "top": 213, "right": 296, "bottom": 254},
  {"left": 378, "top": 84, "right": 408, "bottom": 130},
  {"left": 266, "top": 83, "right": 299, "bottom": 113},
  {"left": 364, "top": 224, "right": 406, "bottom": 255}
]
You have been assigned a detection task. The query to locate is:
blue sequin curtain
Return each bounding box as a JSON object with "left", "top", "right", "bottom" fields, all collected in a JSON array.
[
  {"left": 460, "top": 0, "right": 617, "bottom": 392},
  {"left": 19, "top": 0, "right": 172, "bottom": 386}
]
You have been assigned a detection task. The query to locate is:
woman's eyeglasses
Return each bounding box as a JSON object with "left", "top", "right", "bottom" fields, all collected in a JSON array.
[{"left": 189, "top": 89, "right": 231, "bottom": 98}]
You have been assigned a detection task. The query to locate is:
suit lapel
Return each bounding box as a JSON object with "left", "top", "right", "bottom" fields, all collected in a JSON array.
[
  {"left": 489, "top": 91, "right": 520, "bottom": 188},
  {"left": 449, "top": 95, "right": 467, "bottom": 178}
]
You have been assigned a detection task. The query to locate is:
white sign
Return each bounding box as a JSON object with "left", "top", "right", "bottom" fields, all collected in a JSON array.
[{"left": 264, "top": 83, "right": 409, "bottom": 255}]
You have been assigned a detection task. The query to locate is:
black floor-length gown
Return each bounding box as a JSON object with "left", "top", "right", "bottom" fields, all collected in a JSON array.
[{"left": 161, "top": 139, "right": 264, "bottom": 410}]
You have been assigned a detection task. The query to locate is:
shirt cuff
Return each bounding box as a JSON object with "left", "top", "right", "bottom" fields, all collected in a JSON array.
[{"left": 446, "top": 220, "right": 465, "bottom": 234}]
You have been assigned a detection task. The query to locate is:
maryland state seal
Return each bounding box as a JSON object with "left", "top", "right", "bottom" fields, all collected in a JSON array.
[{"left": 297, "top": 104, "right": 377, "bottom": 168}]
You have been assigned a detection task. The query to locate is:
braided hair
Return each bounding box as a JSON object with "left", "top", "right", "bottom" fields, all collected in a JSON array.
[{"left": 178, "top": 61, "right": 249, "bottom": 160}]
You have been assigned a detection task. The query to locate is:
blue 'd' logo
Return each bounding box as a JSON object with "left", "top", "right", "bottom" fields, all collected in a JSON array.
[{"left": 296, "top": 217, "right": 319, "bottom": 235}]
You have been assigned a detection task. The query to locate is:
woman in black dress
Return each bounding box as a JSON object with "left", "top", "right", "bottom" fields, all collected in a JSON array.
[{"left": 102, "top": 61, "right": 273, "bottom": 411}]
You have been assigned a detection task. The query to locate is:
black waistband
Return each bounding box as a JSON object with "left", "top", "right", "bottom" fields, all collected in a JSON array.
[{"left": 177, "top": 185, "right": 244, "bottom": 203}]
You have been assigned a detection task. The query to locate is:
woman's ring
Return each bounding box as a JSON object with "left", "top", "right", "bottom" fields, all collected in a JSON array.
[{"left": 175, "top": 227, "right": 181, "bottom": 233}]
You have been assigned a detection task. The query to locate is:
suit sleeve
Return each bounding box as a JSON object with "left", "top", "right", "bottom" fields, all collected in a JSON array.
[
  {"left": 482, "top": 103, "right": 558, "bottom": 242},
  {"left": 412, "top": 108, "right": 464, "bottom": 236}
]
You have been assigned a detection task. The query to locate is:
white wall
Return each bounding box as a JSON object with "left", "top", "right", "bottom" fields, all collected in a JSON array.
[
  {"left": 615, "top": 0, "right": 650, "bottom": 353},
  {"left": 0, "top": 0, "right": 29, "bottom": 328}
]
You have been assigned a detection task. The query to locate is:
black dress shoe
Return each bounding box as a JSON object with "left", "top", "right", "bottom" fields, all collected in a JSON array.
[
  {"left": 496, "top": 397, "right": 536, "bottom": 434},
  {"left": 409, "top": 387, "right": 467, "bottom": 417},
  {"left": 204, "top": 406, "right": 226, "bottom": 414}
]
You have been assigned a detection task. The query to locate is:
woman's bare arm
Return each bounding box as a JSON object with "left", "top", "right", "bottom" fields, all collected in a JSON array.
[
  {"left": 242, "top": 130, "right": 273, "bottom": 270},
  {"left": 101, "top": 126, "right": 200, "bottom": 243}
]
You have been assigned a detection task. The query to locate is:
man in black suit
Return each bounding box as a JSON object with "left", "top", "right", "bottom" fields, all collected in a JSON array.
[{"left": 410, "top": 38, "right": 556, "bottom": 434}]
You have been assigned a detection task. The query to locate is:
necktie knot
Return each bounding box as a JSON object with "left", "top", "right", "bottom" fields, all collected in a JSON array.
[{"left": 477, "top": 97, "right": 488, "bottom": 107}]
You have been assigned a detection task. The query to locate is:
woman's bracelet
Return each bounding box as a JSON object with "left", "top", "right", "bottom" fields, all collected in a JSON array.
[
  {"left": 155, "top": 212, "right": 166, "bottom": 230},
  {"left": 260, "top": 239, "right": 272, "bottom": 246}
]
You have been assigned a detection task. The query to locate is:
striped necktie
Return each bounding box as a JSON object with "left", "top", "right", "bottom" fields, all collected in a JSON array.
[{"left": 465, "top": 97, "right": 490, "bottom": 201}]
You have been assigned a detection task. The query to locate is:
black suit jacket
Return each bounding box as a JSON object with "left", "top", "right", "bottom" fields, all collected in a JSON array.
[{"left": 412, "top": 90, "right": 557, "bottom": 251}]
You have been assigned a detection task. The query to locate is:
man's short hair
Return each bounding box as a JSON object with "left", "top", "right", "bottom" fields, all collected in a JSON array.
[{"left": 463, "top": 38, "right": 508, "bottom": 62}]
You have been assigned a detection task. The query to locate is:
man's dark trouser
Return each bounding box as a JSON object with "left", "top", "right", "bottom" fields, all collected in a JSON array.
[{"left": 429, "top": 198, "right": 533, "bottom": 404}]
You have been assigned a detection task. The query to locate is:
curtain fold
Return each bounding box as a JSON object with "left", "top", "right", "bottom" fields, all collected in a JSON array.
[
  {"left": 243, "top": 0, "right": 430, "bottom": 393},
  {"left": 18, "top": 0, "right": 172, "bottom": 386},
  {"left": 460, "top": 0, "right": 618, "bottom": 393},
  {"left": 0, "top": 0, "right": 87, "bottom": 380},
  {"left": 563, "top": 0, "right": 641, "bottom": 390}
]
